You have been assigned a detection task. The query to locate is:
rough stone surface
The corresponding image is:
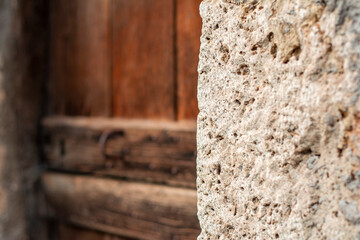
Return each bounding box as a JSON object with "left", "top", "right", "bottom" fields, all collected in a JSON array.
[{"left": 197, "top": 0, "right": 360, "bottom": 239}]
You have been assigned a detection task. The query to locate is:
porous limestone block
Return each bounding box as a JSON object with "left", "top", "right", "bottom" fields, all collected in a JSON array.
[{"left": 197, "top": 0, "right": 360, "bottom": 239}]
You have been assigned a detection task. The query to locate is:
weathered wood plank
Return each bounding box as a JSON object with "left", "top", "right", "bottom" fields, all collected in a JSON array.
[
  {"left": 42, "top": 173, "right": 200, "bottom": 240},
  {"left": 49, "top": 0, "right": 111, "bottom": 116},
  {"left": 42, "top": 117, "right": 196, "bottom": 188},
  {"left": 176, "top": 0, "right": 202, "bottom": 120},
  {"left": 56, "top": 222, "right": 132, "bottom": 240},
  {"left": 112, "top": 0, "right": 175, "bottom": 119}
]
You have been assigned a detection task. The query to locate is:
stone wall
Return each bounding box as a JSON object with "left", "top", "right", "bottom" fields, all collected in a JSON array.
[{"left": 197, "top": 0, "right": 360, "bottom": 239}]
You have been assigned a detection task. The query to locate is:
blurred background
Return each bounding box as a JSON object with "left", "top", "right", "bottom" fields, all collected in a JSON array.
[{"left": 0, "top": 0, "right": 202, "bottom": 239}]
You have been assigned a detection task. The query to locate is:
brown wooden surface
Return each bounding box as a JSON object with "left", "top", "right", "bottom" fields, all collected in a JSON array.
[
  {"left": 176, "top": 0, "right": 202, "bottom": 120},
  {"left": 57, "top": 223, "right": 131, "bottom": 240},
  {"left": 43, "top": 117, "right": 197, "bottom": 188},
  {"left": 43, "top": 173, "right": 200, "bottom": 240},
  {"left": 112, "top": 0, "right": 175, "bottom": 119},
  {"left": 1, "top": 1, "right": 49, "bottom": 239},
  {"left": 49, "top": 0, "right": 111, "bottom": 116}
]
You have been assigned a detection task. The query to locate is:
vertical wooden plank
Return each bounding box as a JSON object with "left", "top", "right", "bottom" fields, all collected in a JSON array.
[
  {"left": 176, "top": 0, "right": 202, "bottom": 120},
  {"left": 1, "top": 1, "right": 49, "bottom": 239},
  {"left": 49, "top": 0, "right": 111, "bottom": 116},
  {"left": 112, "top": 0, "right": 175, "bottom": 119}
]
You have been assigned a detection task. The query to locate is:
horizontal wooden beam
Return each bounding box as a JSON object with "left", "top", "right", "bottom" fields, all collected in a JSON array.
[
  {"left": 53, "top": 222, "right": 132, "bottom": 240},
  {"left": 42, "top": 173, "right": 200, "bottom": 240},
  {"left": 42, "top": 117, "right": 197, "bottom": 188}
]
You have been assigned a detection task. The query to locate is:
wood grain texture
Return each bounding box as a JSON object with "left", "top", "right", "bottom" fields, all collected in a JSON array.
[
  {"left": 112, "top": 0, "right": 175, "bottom": 119},
  {"left": 42, "top": 117, "right": 197, "bottom": 188},
  {"left": 42, "top": 173, "right": 200, "bottom": 240},
  {"left": 57, "top": 223, "right": 132, "bottom": 240},
  {"left": 49, "top": 0, "right": 111, "bottom": 116},
  {"left": 176, "top": 0, "right": 202, "bottom": 120},
  {"left": 0, "top": 1, "right": 49, "bottom": 239}
]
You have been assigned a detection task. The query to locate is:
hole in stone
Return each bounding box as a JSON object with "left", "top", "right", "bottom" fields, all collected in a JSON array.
[
  {"left": 216, "top": 164, "right": 221, "bottom": 175},
  {"left": 338, "top": 148, "right": 343, "bottom": 157},
  {"left": 216, "top": 135, "right": 224, "bottom": 141},
  {"left": 283, "top": 46, "right": 301, "bottom": 63},
  {"left": 297, "top": 147, "right": 312, "bottom": 155},
  {"left": 226, "top": 225, "right": 234, "bottom": 230},
  {"left": 271, "top": 44, "right": 277, "bottom": 58},
  {"left": 268, "top": 32, "right": 274, "bottom": 41},
  {"left": 333, "top": 211, "right": 338, "bottom": 217},
  {"left": 236, "top": 64, "right": 250, "bottom": 75}
]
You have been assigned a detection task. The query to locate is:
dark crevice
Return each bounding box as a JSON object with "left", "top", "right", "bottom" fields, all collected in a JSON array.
[{"left": 283, "top": 46, "right": 301, "bottom": 64}]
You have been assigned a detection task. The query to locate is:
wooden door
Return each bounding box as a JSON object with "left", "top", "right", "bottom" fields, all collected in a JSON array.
[{"left": 43, "top": 0, "right": 202, "bottom": 239}]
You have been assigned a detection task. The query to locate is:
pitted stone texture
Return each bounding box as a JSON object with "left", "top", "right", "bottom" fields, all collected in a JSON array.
[{"left": 197, "top": 0, "right": 360, "bottom": 239}]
